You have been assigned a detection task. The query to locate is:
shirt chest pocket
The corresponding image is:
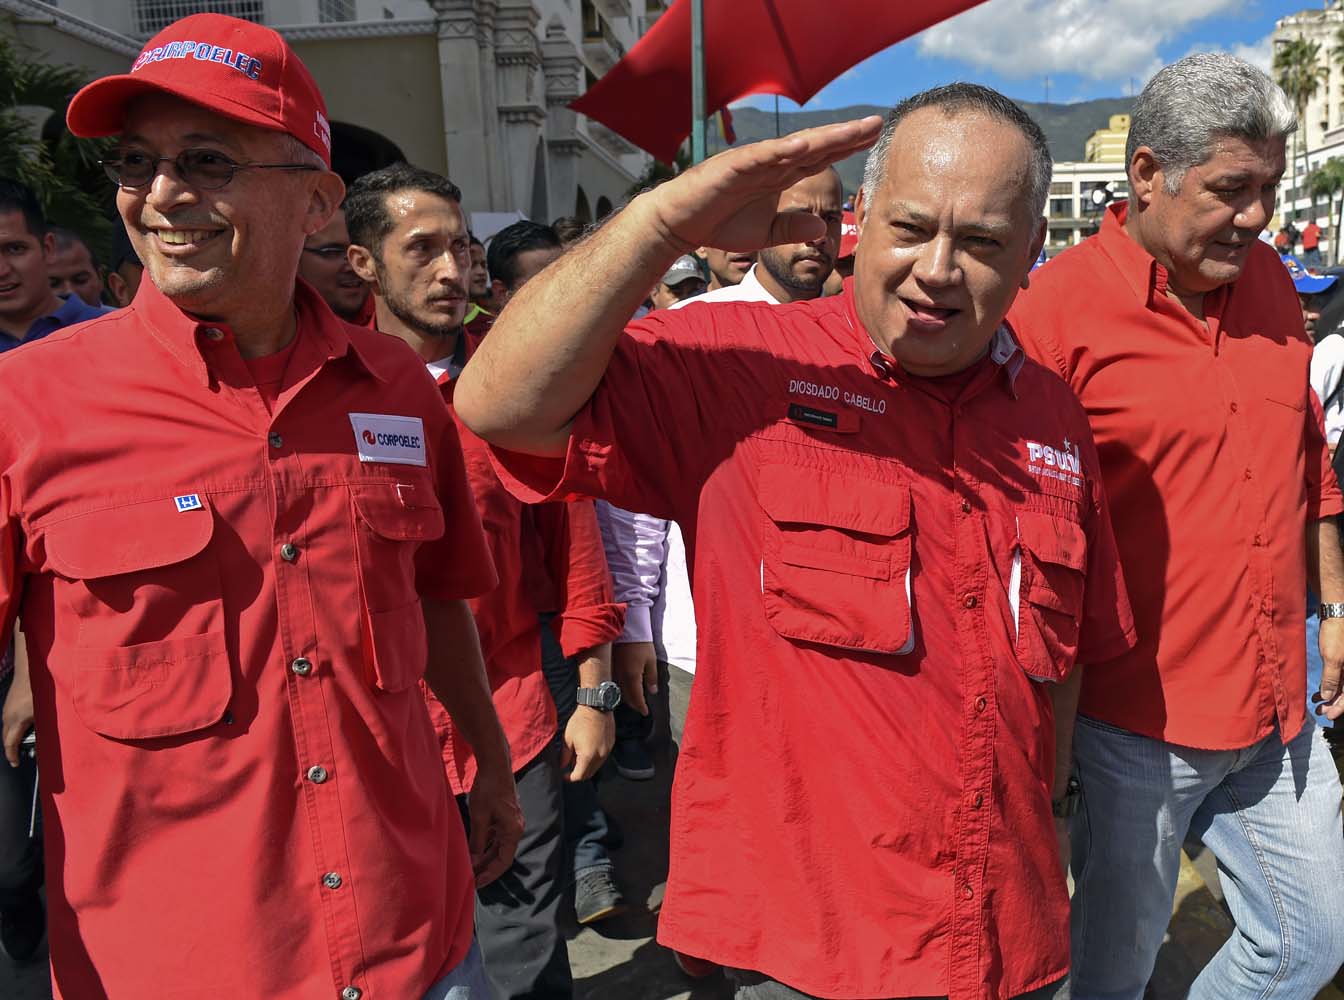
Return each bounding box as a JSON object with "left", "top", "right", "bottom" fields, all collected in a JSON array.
[
  {"left": 41, "top": 498, "right": 232, "bottom": 740},
  {"left": 758, "top": 462, "right": 913, "bottom": 654},
  {"left": 1012, "top": 509, "right": 1086, "bottom": 682},
  {"left": 350, "top": 477, "right": 446, "bottom": 692}
]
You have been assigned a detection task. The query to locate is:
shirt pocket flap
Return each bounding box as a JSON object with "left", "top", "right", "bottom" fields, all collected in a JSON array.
[
  {"left": 1017, "top": 510, "right": 1085, "bottom": 571},
  {"left": 758, "top": 463, "right": 910, "bottom": 537},
  {"left": 43, "top": 499, "right": 215, "bottom": 579},
  {"left": 351, "top": 480, "right": 446, "bottom": 542}
]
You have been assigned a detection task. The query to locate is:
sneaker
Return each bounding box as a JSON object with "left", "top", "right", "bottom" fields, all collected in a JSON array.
[
  {"left": 0, "top": 891, "right": 44, "bottom": 963},
  {"left": 574, "top": 866, "right": 625, "bottom": 925},
  {"left": 673, "top": 949, "right": 720, "bottom": 979},
  {"left": 612, "top": 737, "right": 655, "bottom": 781}
]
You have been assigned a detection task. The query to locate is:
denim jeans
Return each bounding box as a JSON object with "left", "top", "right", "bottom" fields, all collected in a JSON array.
[
  {"left": 725, "top": 968, "right": 1067, "bottom": 999},
  {"left": 1070, "top": 714, "right": 1344, "bottom": 1000},
  {"left": 422, "top": 939, "right": 495, "bottom": 999},
  {"left": 1306, "top": 593, "right": 1334, "bottom": 728}
]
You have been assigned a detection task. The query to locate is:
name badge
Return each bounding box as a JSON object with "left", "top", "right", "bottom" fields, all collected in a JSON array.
[{"left": 349, "top": 412, "right": 428, "bottom": 467}]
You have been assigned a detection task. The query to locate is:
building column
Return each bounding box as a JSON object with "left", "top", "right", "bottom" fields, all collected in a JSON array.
[
  {"left": 430, "top": 0, "right": 502, "bottom": 212},
  {"left": 493, "top": 0, "right": 546, "bottom": 216},
  {"left": 542, "top": 20, "right": 583, "bottom": 223}
]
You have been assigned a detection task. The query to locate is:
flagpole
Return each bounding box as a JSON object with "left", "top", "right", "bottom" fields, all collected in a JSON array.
[{"left": 691, "top": 0, "right": 707, "bottom": 164}]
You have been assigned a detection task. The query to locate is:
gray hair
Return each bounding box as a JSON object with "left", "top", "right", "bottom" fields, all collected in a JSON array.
[
  {"left": 860, "top": 82, "right": 1052, "bottom": 219},
  {"left": 1127, "top": 53, "right": 1296, "bottom": 193}
]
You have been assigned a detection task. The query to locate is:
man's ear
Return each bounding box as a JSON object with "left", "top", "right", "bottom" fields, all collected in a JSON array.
[
  {"left": 491, "top": 278, "right": 510, "bottom": 305},
  {"left": 1127, "top": 147, "right": 1161, "bottom": 209},
  {"left": 347, "top": 244, "right": 379, "bottom": 288},
  {"left": 1022, "top": 217, "right": 1047, "bottom": 290},
  {"left": 40, "top": 230, "right": 56, "bottom": 260},
  {"left": 303, "top": 171, "right": 347, "bottom": 237}
]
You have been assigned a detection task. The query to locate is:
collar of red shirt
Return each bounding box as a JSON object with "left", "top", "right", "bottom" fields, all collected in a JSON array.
[
  {"left": 1097, "top": 201, "right": 1232, "bottom": 314},
  {"left": 131, "top": 276, "right": 390, "bottom": 387},
  {"left": 840, "top": 278, "right": 1026, "bottom": 397}
]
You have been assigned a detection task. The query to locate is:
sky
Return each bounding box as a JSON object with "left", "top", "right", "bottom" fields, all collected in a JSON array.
[{"left": 733, "top": 0, "right": 1317, "bottom": 112}]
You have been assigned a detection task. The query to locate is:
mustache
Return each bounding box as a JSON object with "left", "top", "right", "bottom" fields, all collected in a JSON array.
[{"left": 426, "top": 284, "right": 467, "bottom": 302}]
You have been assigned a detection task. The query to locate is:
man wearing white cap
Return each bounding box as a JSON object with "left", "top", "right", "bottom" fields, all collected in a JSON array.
[
  {"left": 650, "top": 254, "right": 707, "bottom": 310},
  {"left": 0, "top": 13, "right": 521, "bottom": 999}
]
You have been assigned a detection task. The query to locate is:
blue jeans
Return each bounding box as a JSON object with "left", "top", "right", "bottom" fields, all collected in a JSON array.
[
  {"left": 1307, "top": 594, "right": 1334, "bottom": 728},
  {"left": 422, "top": 939, "right": 495, "bottom": 999},
  {"left": 1070, "top": 715, "right": 1344, "bottom": 999}
]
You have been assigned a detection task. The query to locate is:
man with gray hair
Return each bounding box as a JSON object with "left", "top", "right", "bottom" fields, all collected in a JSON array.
[
  {"left": 453, "top": 82, "right": 1136, "bottom": 1000},
  {"left": 1011, "top": 52, "right": 1344, "bottom": 998}
]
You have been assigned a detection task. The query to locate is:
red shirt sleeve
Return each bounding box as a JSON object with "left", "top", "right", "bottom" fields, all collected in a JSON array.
[
  {"left": 490, "top": 307, "right": 752, "bottom": 519},
  {"left": 1307, "top": 387, "right": 1344, "bottom": 521},
  {"left": 527, "top": 500, "right": 624, "bottom": 658},
  {"left": 417, "top": 408, "right": 499, "bottom": 601}
]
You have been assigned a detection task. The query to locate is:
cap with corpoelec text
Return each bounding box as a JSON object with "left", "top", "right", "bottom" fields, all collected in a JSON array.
[
  {"left": 662, "top": 255, "right": 704, "bottom": 287},
  {"left": 839, "top": 210, "right": 858, "bottom": 259},
  {"left": 66, "top": 13, "right": 331, "bottom": 167},
  {"left": 1283, "top": 255, "right": 1338, "bottom": 295}
]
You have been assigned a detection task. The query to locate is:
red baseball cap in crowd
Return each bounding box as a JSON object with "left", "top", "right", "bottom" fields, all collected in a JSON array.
[
  {"left": 839, "top": 210, "right": 859, "bottom": 259},
  {"left": 66, "top": 13, "right": 332, "bottom": 167}
]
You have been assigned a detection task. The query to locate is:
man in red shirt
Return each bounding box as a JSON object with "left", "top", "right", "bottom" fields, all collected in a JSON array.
[
  {"left": 1302, "top": 217, "right": 1323, "bottom": 270},
  {"left": 455, "top": 84, "right": 1135, "bottom": 1000},
  {"left": 0, "top": 14, "right": 522, "bottom": 998},
  {"left": 345, "top": 163, "right": 625, "bottom": 999},
  {"left": 1010, "top": 53, "right": 1344, "bottom": 999},
  {"left": 298, "top": 204, "right": 373, "bottom": 323}
]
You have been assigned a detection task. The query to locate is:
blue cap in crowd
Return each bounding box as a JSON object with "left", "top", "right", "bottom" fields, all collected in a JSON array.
[{"left": 1283, "top": 255, "right": 1337, "bottom": 295}]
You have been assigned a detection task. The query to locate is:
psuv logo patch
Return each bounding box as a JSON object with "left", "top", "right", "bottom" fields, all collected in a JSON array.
[
  {"left": 1025, "top": 438, "right": 1083, "bottom": 488},
  {"left": 174, "top": 494, "right": 204, "bottom": 513}
]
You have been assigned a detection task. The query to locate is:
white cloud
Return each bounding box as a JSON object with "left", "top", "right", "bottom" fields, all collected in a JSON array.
[{"left": 917, "top": 0, "right": 1246, "bottom": 85}]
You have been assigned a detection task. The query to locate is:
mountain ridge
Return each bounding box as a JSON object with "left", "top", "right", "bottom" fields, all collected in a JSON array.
[{"left": 707, "top": 97, "right": 1136, "bottom": 194}]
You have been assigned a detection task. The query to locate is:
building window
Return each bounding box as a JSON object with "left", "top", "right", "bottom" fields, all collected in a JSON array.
[
  {"left": 135, "top": 1, "right": 265, "bottom": 35},
  {"left": 319, "top": 0, "right": 355, "bottom": 21},
  {"left": 1049, "top": 197, "right": 1074, "bottom": 218},
  {"left": 1049, "top": 181, "right": 1072, "bottom": 196}
]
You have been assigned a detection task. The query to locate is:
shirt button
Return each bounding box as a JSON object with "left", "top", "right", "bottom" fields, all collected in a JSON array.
[
  {"left": 306, "top": 765, "right": 329, "bottom": 784},
  {"left": 962, "top": 884, "right": 974, "bottom": 899},
  {"left": 268, "top": 431, "right": 284, "bottom": 449},
  {"left": 280, "top": 542, "right": 299, "bottom": 562},
  {"left": 323, "top": 871, "right": 343, "bottom": 890},
  {"left": 1244, "top": 468, "right": 1253, "bottom": 480},
  {"left": 971, "top": 792, "right": 984, "bottom": 809},
  {"left": 1229, "top": 401, "right": 1238, "bottom": 413},
  {"left": 961, "top": 499, "right": 972, "bottom": 514},
  {"left": 1254, "top": 533, "right": 1263, "bottom": 546},
  {"left": 341, "top": 987, "right": 361, "bottom": 1000},
  {"left": 203, "top": 327, "right": 225, "bottom": 342},
  {"left": 975, "top": 696, "right": 988, "bottom": 713},
  {"left": 963, "top": 594, "right": 978, "bottom": 609},
  {"left": 292, "top": 657, "right": 313, "bottom": 677}
]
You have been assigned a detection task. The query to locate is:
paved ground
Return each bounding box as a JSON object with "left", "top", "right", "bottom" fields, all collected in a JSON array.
[{"left": 4, "top": 738, "right": 1343, "bottom": 1000}]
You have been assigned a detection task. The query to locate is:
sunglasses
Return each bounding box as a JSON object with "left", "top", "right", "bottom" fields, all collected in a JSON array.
[{"left": 100, "top": 148, "right": 319, "bottom": 191}]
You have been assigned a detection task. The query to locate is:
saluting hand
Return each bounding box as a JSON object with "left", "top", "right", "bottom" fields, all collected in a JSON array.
[{"left": 645, "top": 117, "right": 882, "bottom": 255}]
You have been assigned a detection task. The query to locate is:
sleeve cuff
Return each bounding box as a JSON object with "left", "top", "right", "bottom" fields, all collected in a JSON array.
[{"left": 617, "top": 604, "right": 653, "bottom": 644}]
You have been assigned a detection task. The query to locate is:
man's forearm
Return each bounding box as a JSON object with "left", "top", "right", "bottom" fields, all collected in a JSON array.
[
  {"left": 1048, "top": 667, "right": 1084, "bottom": 799},
  {"left": 1308, "top": 517, "right": 1344, "bottom": 602},
  {"left": 455, "top": 194, "right": 684, "bottom": 455},
  {"left": 575, "top": 644, "right": 613, "bottom": 688},
  {"left": 421, "top": 597, "right": 511, "bottom": 773}
]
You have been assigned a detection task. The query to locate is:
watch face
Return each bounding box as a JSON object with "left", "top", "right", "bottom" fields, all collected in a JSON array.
[{"left": 598, "top": 681, "right": 622, "bottom": 710}]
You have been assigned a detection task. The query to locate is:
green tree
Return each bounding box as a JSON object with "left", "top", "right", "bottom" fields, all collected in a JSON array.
[
  {"left": 0, "top": 35, "right": 115, "bottom": 256},
  {"left": 1275, "top": 34, "right": 1328, "bottom": 220},
  {"left": 624, "top": 145, "right": 691, "bottom": 199},
  {"left": 1308, "top": 157, "right": 1344, "bottom": 265}
]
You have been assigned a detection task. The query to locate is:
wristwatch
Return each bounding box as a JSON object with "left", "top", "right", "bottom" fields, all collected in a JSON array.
[
  {"left": 1320, "top": 603, "right": 1344, "bottom": 620},
  {"left": 576, "top": 681, "right": 622, "bottom": 712},
  {"left": 1052, "top": 775, "right": 1082, "bottom": 818}
]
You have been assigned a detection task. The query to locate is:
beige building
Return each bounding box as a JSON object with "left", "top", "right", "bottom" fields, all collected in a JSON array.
[
  {"left": 1044, "top": 160, "right": 1129, "bottom": 255},
  {"left": 1, "top": 0, "right": 664, "bottom": 228},
  {"left": 1274, "top": 1, "right": 1344, "bottom": 156},
  {"left": 1084, "top": 113, "right": 1129, "bottom": 164}
]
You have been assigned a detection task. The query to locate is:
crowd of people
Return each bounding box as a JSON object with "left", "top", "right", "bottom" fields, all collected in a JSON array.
[{"left": 0, "top": 10, "right": 1342, "bottom": 1000}]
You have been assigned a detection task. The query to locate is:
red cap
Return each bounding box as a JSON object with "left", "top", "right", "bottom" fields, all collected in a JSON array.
[
  {"left": 839, "top": 210, "right": 858, "bottom": 259},
  {"left": 66, "top": 13, "right": 331, "bottom": 167}
]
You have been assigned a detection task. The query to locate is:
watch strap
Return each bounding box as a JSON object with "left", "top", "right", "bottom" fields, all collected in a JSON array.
[{"left": 1320, "top": 603, "right": 1344, "bottom": 620}]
